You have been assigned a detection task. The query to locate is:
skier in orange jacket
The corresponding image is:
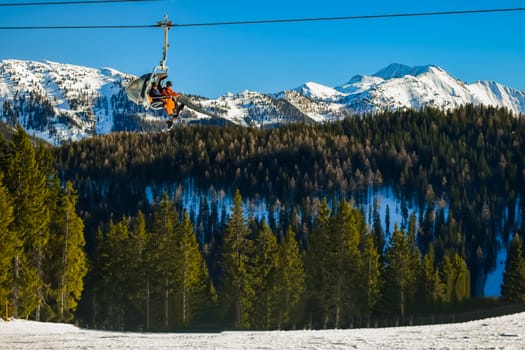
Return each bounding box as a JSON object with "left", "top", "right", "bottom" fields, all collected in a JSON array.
[{"left": 161, "top": 81, "right": 185, "bottom": 127}]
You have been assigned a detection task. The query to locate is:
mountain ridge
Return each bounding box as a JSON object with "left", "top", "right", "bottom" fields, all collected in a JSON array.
[
  {"left": 1, "top": 59, "right": 524, "bottom": 144},
  {"left": 372, "top": 62, "right": 438, "bottom": 80}
]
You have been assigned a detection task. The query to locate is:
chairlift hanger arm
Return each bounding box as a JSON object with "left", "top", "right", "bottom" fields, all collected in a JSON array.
[
  {"left": 157, "top": 15, "right": 172, "bottom": 70},
  {"left": 125, "top": 16, "right": 172, "bottom": 112}
]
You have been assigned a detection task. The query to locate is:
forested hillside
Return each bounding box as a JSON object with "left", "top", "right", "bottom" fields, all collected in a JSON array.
[
  {"left": 2, "top": 105, "right": 525, "bottom": 331},
  {"left": 53, "top": 104, "right": 525, "bottom": 329},
  {"left": 57, "top": 105, "right": 524, "bottom": 257}
]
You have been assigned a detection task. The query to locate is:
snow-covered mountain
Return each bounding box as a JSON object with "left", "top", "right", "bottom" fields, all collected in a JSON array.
[
  {"left": 1, "top": 59, "right": 524, "bottom": 144},
  {"left": 0, "top": 59, "right": 134, "bottom": 144},
  {"left": 208, "top": 63, "right": 525, "bottom": 125},
  {"left": 337, "top": 63, "right": 525, "bottom": 114}
]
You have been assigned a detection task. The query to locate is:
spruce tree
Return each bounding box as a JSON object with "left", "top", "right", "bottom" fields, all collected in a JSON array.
[
  {"left": 304, "top": 197, "right": 331, "bottom": 328},
  {"left": 326, "top": 200, "right": 361, "bottom": 328},
  {"left": 275, "top": 226, "right": 305, "bottom": 329},
  {"left": 128, "top": 211, "right": 151, "bottom": 329},
  {"left": 0, "top": 177, "right": 17, "bottom": 318},
  {"left": 91, "top": 214, "right": 149, "bottom": 329},
  {"left": 383, "top": 225, "right": 419, "bottom": 319},
  {"left": 440, "top": 254, "right": 455, "bottom": 304},
  {"left": 439, "top": 252, "right": 470, "bottom": 304},
  {"left": 152, "top": 192, "right": 178, "bottom": 235},
  {"left": 4, "top": 126, "right": 50, "bottom": 319},
  {"left": 420, "top": 246, "right": 445, "bottom": 306},
  {"left": 47, "top": 181, "right": 87, "bottom": 321},
  {"left": 452, "top": 253, "right": 470, "bottom": 302},
  {"left": 36, "top": 144, "right": 61, "bottom": 321},
  {"left": 359, "top": 233, "right": 381, "bottom": 326},
  {"left": 174, "top": 212, "right": 215, "bottom": 326},
  {"left": 151, "top": 194, "right": 179, "bottom": 329},
  {"left": 408, "top": 213, "right": 417, "bottom": 245},
  {"left": 250, "top": 221, "right": 279, "bottom": 329},
  {"left": 372, "top": 198, "right": 385, "bottom": 253},
  {"left": 501, "top": 233, "right": 525, "bottom": 303},
  {"left": 101, "top": 217, "right": 131, "bottom": 328},
  {"left": 90, "top": 228, "right": 107, "bottom": 327},
  {"left": 220, "top": 190, "right": 254, "bottom": 329}
]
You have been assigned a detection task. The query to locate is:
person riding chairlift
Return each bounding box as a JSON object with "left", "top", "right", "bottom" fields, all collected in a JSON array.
[
  {"left": 148, "top": 82, "right": 164, "bottom": 105},
  {"left": 148, "top": 80, "right": 185, "bottom": 128},
  {"left": 161, "top": 81, "right": 185, "bottom": 128}
]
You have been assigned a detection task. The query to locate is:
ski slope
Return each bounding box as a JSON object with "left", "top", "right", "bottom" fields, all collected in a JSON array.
[{"left": 1, "top": 312, "right": 524, "bottom": 349}]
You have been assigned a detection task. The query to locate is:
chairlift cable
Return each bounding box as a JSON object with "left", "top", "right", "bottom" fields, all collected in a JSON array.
[
  {"left": 0, "top": 0, "right": 157, "bottom": 7},
  {"left": 0, "top": 7, "right": 524, "bottom": 30},
  {"left": 0, "top": 24, "right": 156, "bottom": 30},
  {"left": 171, "top": 7, "right": 525, "bottom": 28}
]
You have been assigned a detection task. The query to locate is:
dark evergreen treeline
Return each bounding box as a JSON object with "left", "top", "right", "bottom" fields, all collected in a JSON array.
[
  {"left": 56, "top": 105, "right": 525, "bottom": 297},
  {"left": 2, "top": 91, "right": 55, "bottom": 132},
  {"left": 3, "top": 105, "right": 525, "bottom": 330},
  {"left": 82, "top": 190, "right": 471, "bottom": 330},
  {"left": 0, "top": 126, "right": 87, "bottom": 322}
]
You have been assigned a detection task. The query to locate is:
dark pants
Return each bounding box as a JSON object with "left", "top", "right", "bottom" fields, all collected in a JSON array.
[{"left": 173, "top": 102, "right": 185, "bottom": 118}]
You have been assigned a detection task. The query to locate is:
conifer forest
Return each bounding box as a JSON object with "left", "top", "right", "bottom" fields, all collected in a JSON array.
[{"left": 2, "top": 105, "right": 525, "bottom": 331}]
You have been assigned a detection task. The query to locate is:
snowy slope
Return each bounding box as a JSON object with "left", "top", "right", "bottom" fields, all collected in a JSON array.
[
  {"left": 137, "top": 62, "right": 524, "bottom": 123},
  {"left": 0, "top": 59, "right": 132, "bottom": 144},
  {"left": 1, "top": 312, "right": 525, "bottom": 349},
  {"left": 1, "top": 59, "right": 525, "bottom": 144},
  {"left": 335, "top": 64, "right": 525, "bottom": 114}
]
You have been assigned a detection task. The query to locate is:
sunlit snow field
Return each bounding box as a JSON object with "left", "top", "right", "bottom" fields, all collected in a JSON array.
[{"left": 1, "top": 312, "right": 525, "bottom": 349}]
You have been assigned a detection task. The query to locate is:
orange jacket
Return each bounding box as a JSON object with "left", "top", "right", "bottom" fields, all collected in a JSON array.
[
  {"left": 161, "top": 86, "right": 178, "bottom": 115},
  {"left": 162, "top": 86, "right": 179, "bottom": 98}
]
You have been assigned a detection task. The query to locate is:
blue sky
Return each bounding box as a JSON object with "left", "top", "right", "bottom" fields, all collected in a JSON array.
[{"left": 1, "top": 0, "right": 524, "bottom": 98}]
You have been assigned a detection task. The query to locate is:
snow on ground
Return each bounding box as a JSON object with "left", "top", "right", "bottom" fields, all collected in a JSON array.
[{"left": 1, "top": 312, "right": 525, "bottom": 349}]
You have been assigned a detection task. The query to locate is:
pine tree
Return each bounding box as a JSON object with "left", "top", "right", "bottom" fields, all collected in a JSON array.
[
  {"left": 36, "top": 143, "right": 61, "bottom": 321},
  {"left": 440, "top": 252, "right": 470, "bottom": 304},
  {"left": 501, "top": 233, "right": 525, "bottom": 303},
  {"left": 419, "top": 246, "right": 445, "bottom": 306},
  {"left": 452, "top": 253, "right": 470, "bottom": 302},
  {"left": 47, "top": 182, "right": 87, "bottom": 321},
  {"left": 304, "top": 197, "right": 331, "bottom": 328},
  {"left": 128, "top": 211, "right": 151, "bottom": 329},
  {"left": 440, "top": 254, "right": 455, "bottom": 304},
  {"left": 174, "top": 212, "right": 215, "bottom": 326},
  {"left": 101, "top": 217, "right": 132, "bottom": 328},
  {"left": 372, "top": 198, "right": 385, "bottom": 253},
  {"left": 152, "top": 192, "right": 178, "bottom": 235},
  {"left": 408, "top": 213, "right": 417, "bottom": 245},
  {"left": 359, "top": 233, "right": 381, "bottom": 326},
  {"left": 151, "top": 194, "right": 179, "bottom": 329},
  {"left": 4, "top": 126, "right": 50, "bottom": 319},
  {"left": 326, "top": 200, "right": 361, "bottom": 328},
  {"left": 90, "top": 227, "right": 107, "bottom": 328},
  {"left": 0, "top": 177, "right": 17, "bottom": 318},
  {"left": 383, "top": 225, "right": 419, "bottom": 319},
  {"left": 91, "top": 213, "right": 150, "bottom": 329},
  {"left": 275, "top": 226, "right": 305, "bottom": 329},
  {"left": 250, "top": 221, "right": 279, "bottom": 329},
  {"left": 220, "top": 190, "right": 254, "bottom": 329}
]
